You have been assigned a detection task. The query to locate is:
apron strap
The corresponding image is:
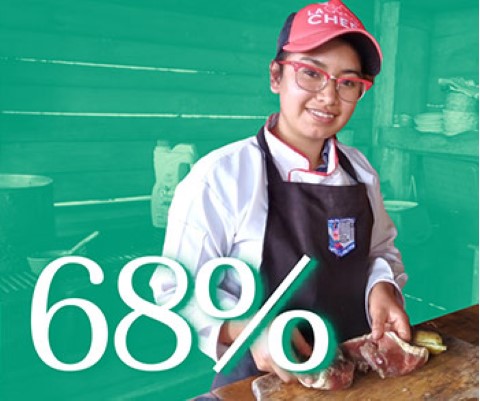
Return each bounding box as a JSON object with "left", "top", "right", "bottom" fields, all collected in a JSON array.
[{"left": 336, "top": 144, "right": 360, "bottom": 182}]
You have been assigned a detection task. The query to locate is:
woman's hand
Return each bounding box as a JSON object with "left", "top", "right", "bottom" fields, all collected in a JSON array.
[
  {"left": 219, "top": 320, "right": 312, "bottom": 383},
  {"left": 250, "top": 326, "right": 312, "bottom": 383},
  {"left": 368, "top": 282, "right": 411, "bottom": 342}
]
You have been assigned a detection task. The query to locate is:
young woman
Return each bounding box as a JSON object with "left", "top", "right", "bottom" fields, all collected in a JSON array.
[{"left": 150, "top": 0, "right": 410, "bottom": 389}]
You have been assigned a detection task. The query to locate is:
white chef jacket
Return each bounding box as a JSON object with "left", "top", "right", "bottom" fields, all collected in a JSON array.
[{"left": 149, "top": 114, "right": 407, "bottom": 362}]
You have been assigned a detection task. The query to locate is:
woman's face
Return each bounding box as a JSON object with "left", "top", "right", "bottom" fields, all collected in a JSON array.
[{"left": 270, "top": 38, "right": 362, "bottom": 151}]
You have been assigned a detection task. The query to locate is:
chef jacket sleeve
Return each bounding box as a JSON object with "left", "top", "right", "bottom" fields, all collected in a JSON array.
[{"left": 149, "top": 168, "right": 240, "bottom": 362}]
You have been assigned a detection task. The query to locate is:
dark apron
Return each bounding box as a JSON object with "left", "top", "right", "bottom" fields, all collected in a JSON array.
[{"left": 212, "top": 128, "right": 373, "bottom": 389}]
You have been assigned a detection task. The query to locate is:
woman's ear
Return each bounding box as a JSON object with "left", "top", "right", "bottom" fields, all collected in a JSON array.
[{"left": 269, "top": 60, "right": 282, "bottom": 94}]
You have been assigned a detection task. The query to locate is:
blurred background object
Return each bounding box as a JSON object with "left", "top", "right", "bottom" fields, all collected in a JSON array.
[
  {"left": 0, "top": 174, "right": 55, "bottom": 273},
  {"left": 439, "top": 77, "right": 479, "bottom": 136}
]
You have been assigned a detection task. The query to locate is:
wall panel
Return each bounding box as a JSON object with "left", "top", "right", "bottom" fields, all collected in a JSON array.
[{"left": 0, "top": 0, "right": 293, "bottom": 235}]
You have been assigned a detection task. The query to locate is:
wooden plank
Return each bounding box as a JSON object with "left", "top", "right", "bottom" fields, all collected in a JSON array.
[
  {"left": 420, "top": 305, "right": 479, "bottom": 345},
  {"left": 395, "top": 8, "right": 431, "bottom": 116},
  {"left": 371, "top": 1, "right": 402, "bottom": 183},
  {"left": 0, "top": 84, "right": 272, "bottom": 115},
  {"left": 372, "top": 1, "right": 400, "bottom": 138},
  {"left": 379, "top": 127, "right": 479, "bottom": 159},
  {"left": 0, "top": 58, "right": 267, "bottom": 96},
  {"left": 49, "top": 170, "right": 155, "bottom": 202},
  {"left": 0, "top": 141, "right": 157, "bottom": 173},
  {"left": 54, "top": 200, "right": 151, "bottom": 237},
  {"left": 97, "top": 0, "right": 303, "bottom": 25},
  {"left": 399, "top": 0, "right": 476, "bottom": 10},
  {"left": 0, "top": 30, "right": 272, "bottom": 76},
  {"left": 0, "top": 138, "right": 242, "bottom": 200},
  {"left": 0, "top": 114, "right": 263, "bottom": 142},
  {"left": 214, "top": 337, "right": 479, "bottom": 401},
  {"left": 0, "top": 0, "right": 276, "bottom": 54}
]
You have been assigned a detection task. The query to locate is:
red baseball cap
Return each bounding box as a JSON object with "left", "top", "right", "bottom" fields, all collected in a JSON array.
[{"left": 276, "top": 0, "right": 383, "bottom": 76}]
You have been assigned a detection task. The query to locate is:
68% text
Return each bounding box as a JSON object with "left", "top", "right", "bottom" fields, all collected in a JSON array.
[{"left": 31, "top": 255, "right": 331, "bottom": 373}]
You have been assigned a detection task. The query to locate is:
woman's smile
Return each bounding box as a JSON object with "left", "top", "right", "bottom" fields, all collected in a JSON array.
[{"left": 306, "top": 107, "right": 337, "bottom": 123}]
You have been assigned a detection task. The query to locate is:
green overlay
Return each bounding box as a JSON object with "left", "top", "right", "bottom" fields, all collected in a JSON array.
[{"left": 0, "top": 1, "right": 478, "bottom": 400}]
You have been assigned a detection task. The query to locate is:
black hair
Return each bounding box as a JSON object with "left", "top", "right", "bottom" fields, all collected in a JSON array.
[
  {"left": 337, "top": 33, "right": 368, "bottom": 76},
  {"left": 275, "top": 12, "right": 296, "bottom": 60}
]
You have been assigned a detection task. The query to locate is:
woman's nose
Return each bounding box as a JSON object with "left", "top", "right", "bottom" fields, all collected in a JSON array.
[{"left": 316, "top": 79, "right": 338, "bottom": 105}]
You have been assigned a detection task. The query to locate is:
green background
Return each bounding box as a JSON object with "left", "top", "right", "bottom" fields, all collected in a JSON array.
[{"left": 0, "top": 0, "right": 478, "bottom": 400}]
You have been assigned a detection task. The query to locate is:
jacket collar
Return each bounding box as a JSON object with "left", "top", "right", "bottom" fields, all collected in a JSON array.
[{"left": 264, "top": 114, "right": 338, "bottom": 179}]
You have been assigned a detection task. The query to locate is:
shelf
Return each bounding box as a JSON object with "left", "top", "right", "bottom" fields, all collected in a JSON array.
[{"left": 379, "top": 127, "right": 479, "bottom": 159}]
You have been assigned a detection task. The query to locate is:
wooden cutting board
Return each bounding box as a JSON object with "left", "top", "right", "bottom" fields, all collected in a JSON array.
[{"left": 213, "top": 336, "right": 478, "bottom": 401}]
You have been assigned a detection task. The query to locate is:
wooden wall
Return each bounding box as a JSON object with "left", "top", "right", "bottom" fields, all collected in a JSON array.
[
  {"left": 428, "top": 7, "right": 479, "bottom": 105},
  {"left": 0, "top": 0, "right": 275, "bottom": 236},
  {"left": 394, "top": 2, "right": 478, "bottom": 115},
  {"left": 0, "top": 0, "right": 376, "bottom": 237}
]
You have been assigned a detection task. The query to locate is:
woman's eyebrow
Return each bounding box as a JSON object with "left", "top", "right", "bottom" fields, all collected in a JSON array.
[
  {"left": 299, "top": 56, "right": 327, "bottom": 68},
  {"left": 299, "top": 57, "right": 362, "bottom": 76}
]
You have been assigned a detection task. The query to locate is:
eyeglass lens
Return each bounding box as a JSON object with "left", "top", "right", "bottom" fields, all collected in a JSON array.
[{"left": 296, "top": 66, "right": 365, "bottom": 102}]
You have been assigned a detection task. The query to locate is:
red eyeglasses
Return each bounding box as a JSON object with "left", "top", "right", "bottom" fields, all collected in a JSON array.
[{"left": 277, "top": 60, "right": 373, "bottom": 103}]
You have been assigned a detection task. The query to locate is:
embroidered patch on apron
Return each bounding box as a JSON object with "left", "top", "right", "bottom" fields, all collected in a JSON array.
[{"left": 328, "top": 217, "right": 356, "bottom": 257}]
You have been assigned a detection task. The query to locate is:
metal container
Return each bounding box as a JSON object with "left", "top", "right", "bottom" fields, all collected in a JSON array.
[{"left": 0, "top": 174, "right": 55, "bottom": 272}]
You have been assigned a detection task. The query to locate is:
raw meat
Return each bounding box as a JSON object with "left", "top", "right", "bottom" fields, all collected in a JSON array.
[
  {"left": 298, "top": 351, "right": 355, "bottom": 390},
  {"left": 255, "top": 331, "right": 430, "bottom": 395},
  {"left": 340, "top": 334, "right": 372, "bottom": 373},
  {"left": 342, "top": 331, "right": 429, "bottom": 379}
]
